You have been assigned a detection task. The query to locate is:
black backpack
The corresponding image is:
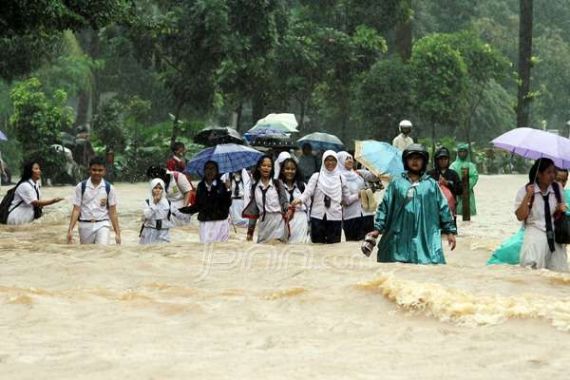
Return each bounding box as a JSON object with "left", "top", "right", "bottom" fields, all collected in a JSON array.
[{"left": 0, "top": 185, "right": 21, "bottom": 224}]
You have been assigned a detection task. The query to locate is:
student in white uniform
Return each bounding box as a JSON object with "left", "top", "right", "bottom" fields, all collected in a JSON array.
[
  {"left": 146, "top": 165, "right": 192, "bottom": 226},
  {"left": 273, "top": 151, "right": 292, "bottom": 180},
  {"left": 243, "top": 155, "right": 290, "bottom": 243},
  {"left": 67, "top": 156, "right": 121, "bottom": 245},
  {"left": 278, "top": 158, "right": 309, "bottom": 243},
  {"left": 291, "top": 150, "right": 360, "bottom": 244},
  {"left": 220, "top": 168, "right": 251, "bottom": 227},
  {"left": 337, "top": 151, "right": 379, "bottom": 241},
  {"left": 179, "top": 161, "right": 232, "bottom": 243},
  {"left": 6, "top": 161, "right": 64, "bottom": 225},
  {"left": 515, "top": 158, "right": 568, "bottom": 272},
  {"left": 140, "top": 178, "right": 174, "bottom": 244}
]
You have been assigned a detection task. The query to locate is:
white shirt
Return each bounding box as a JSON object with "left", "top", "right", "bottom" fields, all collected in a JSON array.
[
  {"left": 7, "top": 180, "right": 39, "bottom": 225},
  {"left": 283, "top": 182, "right": 307, "bottom": 212},
  {"left": 73, "top": 178, "right": 117, "bottom": 221},
  {"left": 142, "top": 199, "right": 174, "bottom": 229},
  {"left": 165, "top": 171, "right": 192, "bottom": 204},
  {"left": 253, "top": 180, "right": 283, "bottom": 214},
  {"left": 342, "top": 170, "right": 377, "bottom": 219},
  {"left": 515, "top": 184, "right": 563, "bottom": 232},
  {"left": 299, "top": 173, "right": 359, "bottom": 221},
  {"left": 392, "top": 134, "right": 414, "bottom": 151}
]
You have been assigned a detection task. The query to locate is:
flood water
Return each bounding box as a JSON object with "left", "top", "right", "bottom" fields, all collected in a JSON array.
[{"left": 0, "top": 175, "right": 569, "bottom": 379}]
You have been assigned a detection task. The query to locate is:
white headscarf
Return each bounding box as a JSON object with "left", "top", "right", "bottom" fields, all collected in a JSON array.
[
  {"left": 274, "top": 151, "right": 292, "bottom": 179},
  {"left": 149, "top": 178, "right": 169, "bottom": 208},
  {"left": 317, "top": 150, "right": 342, "bottom": 202},
  {"left": 336, "top": 151, "right": 360, "bottom": 182}
]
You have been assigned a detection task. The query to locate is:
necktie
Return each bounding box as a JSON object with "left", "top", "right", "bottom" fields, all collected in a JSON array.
[
  {"left": 260, "top": 186, "right": 269, "bottom": 221},
  {"left": 543, "top": 193, "right": 555, "bottom": 252}
]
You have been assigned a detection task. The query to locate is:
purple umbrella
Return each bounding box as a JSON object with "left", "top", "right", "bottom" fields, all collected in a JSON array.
[
  {"left": 492, "top": 128, "right": 570, "bottom": 169},
  {"left": 0, "top": 130, "right": 7, "bottom": 141}
]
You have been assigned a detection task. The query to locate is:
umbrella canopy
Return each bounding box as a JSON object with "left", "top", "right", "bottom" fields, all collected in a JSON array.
[
  {"left": 492, "top": 127, "right": 570, "bottom": 169},
  {"left": 0, "top": 130, "right": 7, "bottom": 141},
  {"left": 354, "top": 140, "right": 404, "bottom": 178},
  {"left": 249, "top": 113, "right": 299, "bottom": 133},
  {"left": 194, "top": 126, "right": 244, "bottom": 146},
  {"left": 243, "top": 127, "right": 290, "bottom": 143},
  {"left": 297, "top": 132, "right": 344, "bottom": 152},
  {"left": 186, "top": 143, "right": 263, "bottom": 176}
]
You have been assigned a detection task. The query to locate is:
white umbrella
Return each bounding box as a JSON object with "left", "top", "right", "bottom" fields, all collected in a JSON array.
[{"left": 249, "top": 113, "right": 299, "bottom": 133}]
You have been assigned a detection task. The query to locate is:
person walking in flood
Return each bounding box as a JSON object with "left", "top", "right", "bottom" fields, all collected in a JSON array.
[
  {"left": 450, "top": 143, "right": 479, "bottom": 216},
  {"left": 427, "top": 147, "right": 462, "bottom": 224},
  {"left": 146, "top": 165, "right": 193, "bottom": 226},
  {"left": 515, "top": 159, "right": 568, "bottom": 272},
  {"left": 67, "top": 156, "right": 121, "bottom": 245},
  {"left": 178, "top": 161, "right": 232, "bottom": 243},
  {"left": 363, "top": 144, "right": 456, "bottom": 263},
  {"left": 139, "top": 178, "right": 174, "bottom": 244},
  {"left": 5, "top": 161, "right": 64, "bottom": 225},
  {"left": 279, "top": 158, "right": 309, "bottom": 243}
]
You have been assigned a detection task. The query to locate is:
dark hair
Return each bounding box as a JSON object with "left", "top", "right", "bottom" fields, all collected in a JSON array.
[
  {"left": 172, "top": 142, "right": 185, "bottom": 152},
  {"left": 279, "top": 158, "right": 305, "bottom": 188},
  {"left": 529, "top": 158, "right": 555, "bottom": 183},
  {"left": 20, "top": 161, "right": 40, "bottom": 183},
  {"left": 203, "top": 160, "right": 220, "bottom": 179},
  {"left": 146, "top": 165, "right": 168, "bottom": 181},
  {"left": 252, "top": 155, "right": 274, "bottom": 182},
  {"left": 302, "top": 143, "right": 312, "bottom": 150},
  {"left": 89, "top": 156, "right": 106, "bottom": 167}
]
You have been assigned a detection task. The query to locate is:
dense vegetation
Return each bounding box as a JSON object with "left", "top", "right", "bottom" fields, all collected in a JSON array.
[{"left": 1, "top": 0, "right": 568, "bottom": 179}]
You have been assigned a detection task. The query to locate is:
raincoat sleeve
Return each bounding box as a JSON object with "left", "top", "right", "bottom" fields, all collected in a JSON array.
[
  {"left": 435, "top": 183, "right": 457, "bottom": 235},
  {"left": 374, "top": 181, "right": 394, "bottom": 233},
  {"left": 468, "top": 162, "right": 479, "bottom": 189}
]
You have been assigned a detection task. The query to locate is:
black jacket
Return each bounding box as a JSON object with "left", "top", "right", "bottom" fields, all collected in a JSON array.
[
  {"left": 427, "top": 168, "right": 463, "bottom": 197},
  {"left": 181, "top": 179, "right": 232, "bottom": 222}
]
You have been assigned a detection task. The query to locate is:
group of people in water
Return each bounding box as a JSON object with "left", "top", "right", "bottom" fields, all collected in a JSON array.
[{"left": 1, "top": 119, "right": 567, "bottom": 272}]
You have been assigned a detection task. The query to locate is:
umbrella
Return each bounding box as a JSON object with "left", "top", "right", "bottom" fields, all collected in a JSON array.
[
  {"left": 492, "top": 127, "right": 570, "bottom": 169},
  {"left": 249, "top": 113, "right": 299, "bottom": 133},
  {"left": 243, "top": 127, "right": 290, "bottom": 143},
  {"left": 186, "top": 143, "right": 263, "bottom": 176},
  {"left": 354, "top": 140, "right": 404, "bottom": 178},
  {"left": 0, "top": 130, "right": 7, "bottom": 141},
  {"left": 298, "top": 132, "right": 344, "bottom": 152},
  {"left": 194, "top": 126, "right": 244, "bottom": 146}
]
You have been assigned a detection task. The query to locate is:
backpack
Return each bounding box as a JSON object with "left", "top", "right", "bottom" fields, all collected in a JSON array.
[
  {"left": 81, "top": 179, "right": 112, "bottom": 208},
  {"left": 0, "top": 185, "right": 20, "bottom": 224},
  {"left": 168, "top": 171, "right": 196, "bottom": 206}
]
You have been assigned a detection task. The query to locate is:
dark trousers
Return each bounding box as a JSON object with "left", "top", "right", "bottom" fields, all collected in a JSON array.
[
  {"left": 311, "top": 216, "right": 342, "bottom": 244},
  {"left": 343, "top": 215, "right": 375, "bottom": 241}
]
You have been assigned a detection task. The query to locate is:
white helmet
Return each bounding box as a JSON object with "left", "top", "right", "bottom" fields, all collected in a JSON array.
[{"left": 399, "top": 119, "right": 413, "bottom": 132}]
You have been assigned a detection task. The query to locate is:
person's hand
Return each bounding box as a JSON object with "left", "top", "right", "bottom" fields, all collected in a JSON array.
[
  {"left": 53, "top": 197, "right": 64, "bottom": 204},
  {"left": 526, "top": 184, "right": 535, "bottom": 197},
  {"left": 444, "top": 234, "right": 456, "bottom": 251},
  {"left": 66, "top": 230, "right": 74, "bottom": 244},
  {"left": 291, "top": 199, "right": 302, "bottom": 206},
  {"left": 285, "top": 208, "right": 294, "bottom": 221},
  {"left": 115, "top": 234, "right": 122, "bottom": 245},
  {"left": 367, "top": 230, "right": 380, "bottom": 239},
  {"left": 556, "top": 203, "right": 568, "bottom": 213}
]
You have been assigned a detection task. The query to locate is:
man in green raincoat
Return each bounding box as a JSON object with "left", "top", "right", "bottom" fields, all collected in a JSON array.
[
  {"left": 450, "top": 143, "right": 479, "bottom": 216},
  {"left": 365, "top": 144, "right": 457, "bottom": 264}
]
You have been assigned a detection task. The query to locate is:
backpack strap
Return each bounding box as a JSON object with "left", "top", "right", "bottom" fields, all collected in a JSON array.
[
  {"left": 145, "top": 198, "right": 172, "bottom": 220},
  {"left": 81, "top": 179, "right": 111, "bottom": 209}
]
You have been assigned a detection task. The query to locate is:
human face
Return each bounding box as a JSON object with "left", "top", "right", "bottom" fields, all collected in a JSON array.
[
  {"left": 437, "top": 157, "right": 449, "bottom": 170},
  {"left": 89, "top": 164, "right": 106, "bottom": 183},
  {"left": 31, "top": 163, "right": 41, "bottom": 181},
  {"left": 344, "top": 156, "right": 354, "bottom": 170},
  {"left": 537, "top": 165, "right": 556, "bottom": 188},
  {"left": 152, "top": 184, "right": 163, "bottom": 198},
  {"left": 175, "top": 146, "right": 186, "bottom": 158},
  {"left": 302, "top": 145, "right": 312, "bottom": 155},
  {"left": 204, "top": 162, "right": 217, "bottom": 182},
  {"left": 458, "top": 150, "right": 468, "bottom": 160},
  {"left": 406, "top": 154, "right": 424, "bottom": 172},
  {"left": 282, "top": 161, "right": 297, "bottom": 182},
  {"left": 401, "top": 127, "right": 411, "bottom": 135},
  {"left": 324, "top": 156, "right": 337, "bottom": 172},
  {"left": 556, "top": 171, "right": 569, "bottom": 188},
  {"left": 259, "top": 158, "right": 273, "bottom": 179}
]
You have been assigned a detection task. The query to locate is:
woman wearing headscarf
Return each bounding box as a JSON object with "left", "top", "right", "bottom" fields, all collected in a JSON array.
[
  {"left": 6, "top": 161, "right": 64, "bottom": 225},
  {"left": 273, "top": 151, "right": 292, "bottom": 180},
  {"left": 337, "top": 151, "right": 379, "bottom": 241},
  {"left": 140, "top": 178, "right": 175, "bottom": 244},
  {"left": 178, "top": 160, "right": 232, "bottom": 243},
  {"left": 291, "top": 150, "right": 359, "bottom": 244}
]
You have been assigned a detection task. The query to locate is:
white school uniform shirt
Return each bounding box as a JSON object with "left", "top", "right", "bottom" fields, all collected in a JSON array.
[
  {"left": 342, "top": 170, "right": 377, "bottom": 219},
  {"left": 73, "top": 178, "right": 117, "bottom": 222},
  {"left": 515, "top": 184, "right": 563, "bottom": 232},
  {"left": 142, "top": 199, "right": 173, "bottom": 229},
  {"left": 283, "top": 182, "right": 307, "bottom": 212},
  {"left": 392, "top": 134, "right": 414, "bottom": 151},
  {"left": 165, "top": 171, "right": 192, "bottom": 205},
  {"left": 253, "top": 179, "right": 282, "bottom": 214},
  {"left": 298, "top": 173, "right": 359, "bottom": 221},
  {"left": 7, "top": 179, "right": 39, "bottom": 225}
]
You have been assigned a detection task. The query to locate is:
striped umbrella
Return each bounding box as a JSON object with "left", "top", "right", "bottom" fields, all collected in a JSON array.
[{"left": 186, "top": 143, "right": 263, "bottom": 176}]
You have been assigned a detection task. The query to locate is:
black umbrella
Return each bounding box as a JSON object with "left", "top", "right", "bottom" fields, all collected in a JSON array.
[{"left": 193, "top": 126, "right": 245, "bottom": 146}]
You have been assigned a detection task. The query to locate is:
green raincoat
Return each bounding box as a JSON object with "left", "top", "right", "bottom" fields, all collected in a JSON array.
[
  {"left": 450, "top": 143, "right": 479, "bottom": 216},
  {"left": 374, "top": 173, "right": 457, "bottom": 264}
]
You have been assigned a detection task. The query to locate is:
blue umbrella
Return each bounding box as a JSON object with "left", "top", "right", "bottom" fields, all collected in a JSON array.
[
  {"left": 243, "top": 127, "right": 290, "bottom": 143},
  {"left": 187, "top": 143, "right": 263, "bottom": 176},
  {"left": 354, "top": 140, "right": 404, "bottom": 177},
  {"left": 297, "top": 132, "right": 344, "bottom": 152},
  {"left": 0, "top": 130, "right": 7, "bottom": 141}
]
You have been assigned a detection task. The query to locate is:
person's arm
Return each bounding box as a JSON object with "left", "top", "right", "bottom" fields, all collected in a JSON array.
[
  {"left": 469, "top": 162, "right": 479, "bottom": 188},
  {"left": 341, "top": 179, "right": 360, "bottom": 206},
  {"left": 515, "top": 185, "right": 534, "bottom": 221},
  {"left": 451, "top": 171, "right": 463, "bottom": 196},
  {"left": 33, "top": 197, "right": 64, "bottom": 207},
  {"left": 435, "top": 181, "right": 457, "bottom": 251},
  {"left": 109, "top": 205, "right": 121, "bottom": 245},
  {"left": 67, "top": 205, "right": 81, "bottom": 244},
  {"left": 292, "top": 174, "right": 317, "bottom": 206}
]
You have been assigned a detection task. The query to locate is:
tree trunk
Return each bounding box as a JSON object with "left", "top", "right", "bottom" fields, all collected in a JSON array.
[
  {"left": 252, "top": 93, "right": 265, "bottom": 125},
  {"left": 395, "top": 18, "right": 412, "bottom": 62},
  {"left": 74, "top": 91, "right": 90, "bottom": 129},
  {"left": 516, "top": 0, "right": 533, "bottom": 129},
  {"left": 234, "top": 103, "right": 243, "bottom": 132}
]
